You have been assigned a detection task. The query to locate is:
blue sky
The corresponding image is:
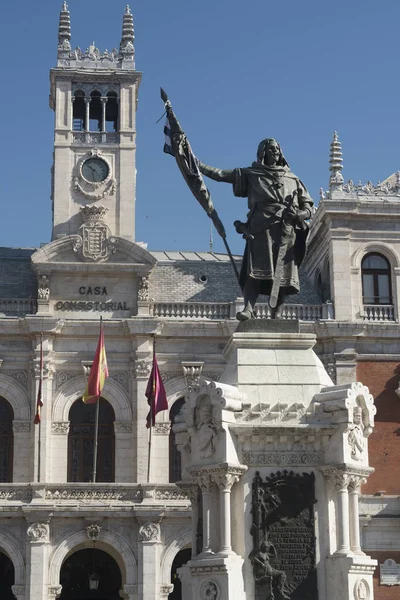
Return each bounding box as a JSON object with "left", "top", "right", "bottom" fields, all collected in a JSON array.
[{"left": 1, "top": 0, "right": 399, "bottom": 256}]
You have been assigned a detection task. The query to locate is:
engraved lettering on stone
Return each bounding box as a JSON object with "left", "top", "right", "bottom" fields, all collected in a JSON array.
[
  {"left": 51, "top": 422, "right": 70, "bottom": 435},
  {"left": 250, "top": 470, "right": 317, "bottom": 598},
  {"left": 86, "top": 524, "right": 101, "bottom": 540},
  {"left": 27, "top": 522, "right": 49, "bottom": 542},
  {"left": 380, "top": 559, "right": 400, "bottom": 586},
  {"left": 139, "top": 522, "right": 159, "bottom": 542},
  {"left": 200, "top": 580, "right": 219, "bottom": 600}
]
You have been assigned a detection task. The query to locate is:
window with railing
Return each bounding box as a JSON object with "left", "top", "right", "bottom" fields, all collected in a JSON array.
[
  {"left": 362, "top": 253, "right": 392, "bottom": 305},
  {"left": 68, "top": 398, "right": 115, "bottom": 482}
]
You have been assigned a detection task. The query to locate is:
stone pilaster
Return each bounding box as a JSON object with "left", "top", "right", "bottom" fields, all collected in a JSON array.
[
  {"left": 138, "top": 521, "right": 162, "bottom": 600},
  {"left": 26, "top": 520, "right": 51, "bottom": 600}
]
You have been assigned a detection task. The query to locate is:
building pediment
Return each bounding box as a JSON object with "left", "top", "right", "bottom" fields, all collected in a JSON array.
[{"left": 31, "top": 236, "right": 156, "bottom": 272}]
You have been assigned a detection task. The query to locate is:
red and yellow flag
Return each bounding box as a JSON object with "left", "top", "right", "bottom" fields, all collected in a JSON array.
[{"left": 82, "top": 319, "right": 109, "bottom": 404}]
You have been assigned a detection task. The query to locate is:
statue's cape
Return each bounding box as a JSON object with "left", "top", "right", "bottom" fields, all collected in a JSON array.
[{"left": 233, "top": 161, "right": 302, "bottom": 199}]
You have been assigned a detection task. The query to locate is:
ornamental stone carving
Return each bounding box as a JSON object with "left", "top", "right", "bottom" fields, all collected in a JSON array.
[
  {"left": 86, "top": 524, "right": 101, "bottom": 540},
  {"left": 51, "top": 422, "right": 70, "bottom": 435},
  {"left": 33, "top": 361, "right": 55, "bottom": 379},
  {"left": 56, "top": 371, "right": 77, "bottom": 389},
  {"left": 200, "top": 580, "right": 219, "bottom": 600},
  {"left": 242, "top": 451, "right": 324, "bottom": 467},
  {"left": 354, "top": 579, "right": 370, "bottom": 599},
  {"left": 348, "top": 405, "right": 366, "bottom": 461},
  {"left": 3, "top": 370, "right": 28, "bottom": 389},
  {"left": 11, "top": 586, "right": 26, "bottom": 599},
  {"left": 110, "top": 371, "right": 129, "bottom": 391},
  {"left": 74, "top": 149, "right": 116, "bottom": 202},
  {"left": 114, "top": 421, "right": 133, "bottom": 434},
  {"left": 38, "top": 274, "right": 50, "bottom": 300},
  {"left": 119, "top": 585, "right": 137, "bottom": 598},
  {"left": 182, "top": 362, "right": 204, "bottom": 392},
  {"left": 13, "top": 421, "right": 31, "bottom": 434},
  {"left": 137, "top": 276, "right": 150, "bottom": 301},
  {"left": 153, "top": 422, "right": 170, "bottom": 435},
  {"left": 132, "top": 360, "right": 151, "bottom": 378},
  {"left": 27, "top": 522, "right": 49, "bottom": 542},
  {"left": 160, "top": 584, "right": 174, "bottom": 596},
  {"left": 321, "top": 467, "right": 351, "bottom": 492},
  {"left": 195, "top": 397, "right": 218, "bottom": 458},
  {"left": 48, "top": 585, "right": 62, "bottom": 599},
  {"left": 139, "top": 522, "right": 160, "bottom": 542},
  {"left": 72, "top": 205, "right": 118, "bottom": 262}
]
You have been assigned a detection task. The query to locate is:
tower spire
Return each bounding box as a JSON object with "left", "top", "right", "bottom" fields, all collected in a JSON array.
[
  {"left": 329, "top": 131, "right": 344, "bottom": 188},
  {"left": 119, "top": 5, "right": 135, "bottom": 62},
  {"left": 58, "top": 2, "right": 71, "bottom": 57}
]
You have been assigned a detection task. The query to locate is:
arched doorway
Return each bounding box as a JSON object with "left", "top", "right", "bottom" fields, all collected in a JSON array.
[
  {"left": 68, "top": 398, "right": 115, "bottom": 482},
  {"left": 59, "top": 548, "right": 122, "bottom": 599},
  {"left": 169, "top": 548, "right": 191, "bottom": 600},
  {"left": 0, "top": 397, "right": 14, "bottom": 482},
  {"left": 0, "top": 551, "right": 15, "bottom": 599}
]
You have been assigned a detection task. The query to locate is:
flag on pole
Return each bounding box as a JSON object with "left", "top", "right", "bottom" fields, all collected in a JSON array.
[
  {"left": 34, "top": 336, "right": 43, "bottom": 424},
  {"left": 82, "top": 319, "right": 109, "bottom": 404},
  {"left": 145, "top": 351, "right": 168, "bottom": 428}
]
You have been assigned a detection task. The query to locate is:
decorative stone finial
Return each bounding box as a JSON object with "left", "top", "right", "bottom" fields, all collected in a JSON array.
[
  {"left": 329, "top": 131, "right": 344, "bottom": 188},
  {"left": 119, "top": 4, "right": 135, "bottom": 60},
  {"left": 58, "top": 1, "right": 71, "bottom": 56}
]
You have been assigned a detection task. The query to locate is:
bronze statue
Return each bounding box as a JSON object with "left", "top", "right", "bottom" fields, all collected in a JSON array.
[{"left": 198, "top": 139, "right": 313, "bottom": 320}]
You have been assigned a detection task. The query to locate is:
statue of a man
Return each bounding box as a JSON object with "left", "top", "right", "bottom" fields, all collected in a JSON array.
[{"left": 198, "top": 139, "right": 313, "bottom": 320}]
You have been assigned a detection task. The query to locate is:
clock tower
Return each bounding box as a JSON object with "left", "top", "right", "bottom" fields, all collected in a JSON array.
[{"left": 50, "top": 2, "right": 141, "bottom": 242}]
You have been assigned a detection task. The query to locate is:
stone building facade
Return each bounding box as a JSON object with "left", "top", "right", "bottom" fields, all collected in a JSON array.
[{"left": 0, "top": 4, "right": 399, "bottom": 600}]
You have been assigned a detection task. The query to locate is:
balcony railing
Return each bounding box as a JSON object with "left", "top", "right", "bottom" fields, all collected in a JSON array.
[
  {"left": 0, "top": 483, "right": 189, "bottom": 504},
  {"left": 72, "top": 132, "right": 120, "bottom": 145},
  {"left": 362, "top": 304, "right": 395, "bottom": 321},
  {"left": 152, "top": 301, "right": 332, "bottom": 321},
  {"left": 0, "top": 298, "right": 37, "bottom": 316}
]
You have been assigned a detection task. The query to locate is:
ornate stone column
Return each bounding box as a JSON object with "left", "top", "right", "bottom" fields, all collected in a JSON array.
[
  {"left": 84, "top": 97, "right": 91, "bottom": 132},
  {"left": 26, "top": 520, "right": 51, "bottom": 599},
  {"left": 51, "top": 422, "right": 69, "bottom": 482},
  {"left": 12, "top": 421, "right": 31, "bottom": 482},
  {"left": 48, "top": 584, "right": 62, "bottom": 599},
  {"left": 32, "top": 338, "right": 55, "bottom": 482},
  {"left": 130, "top": 353, "right": 152, "bottom": 482},
  {"left": 348, "top": 474, "right": 367, "bottom": 555},
  {"left": 198, "top": 474, "right": 214, "bottom": 555},
  {"left": 159, "top": 584, "right": 174, "bottom": 599},
  {"left": 213, "top": 472, "right": 240, "bottom": 555},
  {"left": 101, "top": 97, "right": 107, "bottom": 132},
  {"left": 138, "top": 521, "right": 162, "bottom": 600},
  {"left": 323, "top": 468, "right": 351, "bottom": 555}
]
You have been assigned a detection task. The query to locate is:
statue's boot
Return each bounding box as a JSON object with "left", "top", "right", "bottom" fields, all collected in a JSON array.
[
  {"left": 236, "top": 306, "right": 254, "bottom": 321},
  {"left": 236, "top": 279, "right": 260, "bottom": 321}
]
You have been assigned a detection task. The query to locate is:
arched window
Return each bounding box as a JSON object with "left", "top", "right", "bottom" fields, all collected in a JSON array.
[
  {"left": 72, "top": 90, "right": 85, "bottom": 131},
  {"left": 89, "top": 90, "right": 102, "bottom": 132},
  {"left": 60, "top": 548, "right": 121, "bottom": 599},
  {"left": 169, "top": 398, "right": 185, "bottom": 483},
  {"left": 169, "top": 548, "right": 191, "bottom": 599},
  {"left": 105, "top": 91, "right": 119, "bottom": 132},
  {"left": 0, "top": 398, "right": 13, "bottom": 483},
  {"left": 362, "top": 253, "right": 392, "bottom": 305},
  {"left": 68, "top": 398, "right": 115, "bottom": 482}
]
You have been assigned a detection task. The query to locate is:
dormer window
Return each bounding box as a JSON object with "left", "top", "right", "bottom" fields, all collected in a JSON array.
[{"left": 362, "top": 253, "right": 392, "bottom": 305}]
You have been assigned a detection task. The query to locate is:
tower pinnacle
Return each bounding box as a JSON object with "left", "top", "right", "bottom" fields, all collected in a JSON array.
[
  {"left": 119, "top": 4, "right": 135, "bottom": 61},
  {"left": 329, "top": 131, "right": 344, "bottom": 188},
  {"left": 58, "top": 1, "right": 71, "bottom": 57}
]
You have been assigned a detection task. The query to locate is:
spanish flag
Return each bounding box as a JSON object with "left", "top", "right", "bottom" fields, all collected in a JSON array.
[{"left": 82, "top": 318, "right": 109, "bottom": 404}]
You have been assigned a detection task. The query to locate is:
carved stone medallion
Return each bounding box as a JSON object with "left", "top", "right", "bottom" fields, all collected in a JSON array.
[
  {"left": 27, "top": 522, "right": 49, "bottom": 542},
  {"left": 139, "top": 522, "right": 159, "bottom": 542},
  {"left": 199, "top": 580, "right": 219, "bottom": 600}
]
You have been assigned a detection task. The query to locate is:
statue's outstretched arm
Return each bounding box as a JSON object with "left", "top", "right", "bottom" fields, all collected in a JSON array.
[{"left": 198, "top": 161, "right": 236, "bottom": 184}]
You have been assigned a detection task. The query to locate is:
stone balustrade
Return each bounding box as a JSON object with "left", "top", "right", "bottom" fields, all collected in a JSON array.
[
  {"left": 72, "top": 131, "right": 120, "bottom": 145},
  {"left": 0, "top": 298, "right": 37, "bottom": 316},
  {"left": 362, "top": 304, "right": 395, "bottom": 321}
]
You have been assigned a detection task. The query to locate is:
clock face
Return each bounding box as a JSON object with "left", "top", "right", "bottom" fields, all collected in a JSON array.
[{"left": 81, "top": 157, "right": 109, "bottom": 183}]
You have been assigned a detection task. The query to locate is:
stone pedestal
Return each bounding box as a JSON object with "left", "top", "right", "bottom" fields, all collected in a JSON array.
[{"left": 174, "top": 321, "right": 377, "bottom": 599}]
